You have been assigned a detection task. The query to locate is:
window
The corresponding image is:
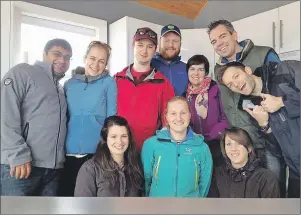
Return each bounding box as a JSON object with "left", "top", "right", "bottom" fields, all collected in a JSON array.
[
  {"left": 6, "top": 1, "right": 107, "bottom": 83},
  {"left": 20, "top": 15, "right": 97, "bottom": 84}
]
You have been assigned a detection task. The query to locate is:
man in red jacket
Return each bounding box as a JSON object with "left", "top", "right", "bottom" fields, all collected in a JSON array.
[{"left": 115, "top": 27, "right": 175, "bottom": 152}]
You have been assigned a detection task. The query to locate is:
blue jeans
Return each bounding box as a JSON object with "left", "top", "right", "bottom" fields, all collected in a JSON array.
[
  {"left": 0, "top": 164, "right": 62, "bottom": 196},
  {"left": 256, "top": 148, "right": 287, "bottom": 197}
]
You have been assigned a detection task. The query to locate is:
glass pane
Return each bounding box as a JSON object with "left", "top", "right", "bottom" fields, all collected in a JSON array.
[{"left": 21, "top": 23, "right": 96, "bottom": 85}]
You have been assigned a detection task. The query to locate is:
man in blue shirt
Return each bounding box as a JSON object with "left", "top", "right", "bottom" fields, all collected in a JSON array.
[{"left": 151, "top": 24, "right": 188, "bottom": 96}]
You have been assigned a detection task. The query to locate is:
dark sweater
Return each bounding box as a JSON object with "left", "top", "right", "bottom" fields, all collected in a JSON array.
[{"left": 210, "top": 155, "right": 280, "bottom": 198}]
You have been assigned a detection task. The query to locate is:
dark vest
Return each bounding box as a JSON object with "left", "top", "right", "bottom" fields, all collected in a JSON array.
[{"left": 214, "top": 39, "right": 273, "bottom": 149}]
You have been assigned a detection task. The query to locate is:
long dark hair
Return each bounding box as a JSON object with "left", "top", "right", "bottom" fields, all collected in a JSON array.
[{"left": 94, "top": 115, "right": 144, "bottom": 190}]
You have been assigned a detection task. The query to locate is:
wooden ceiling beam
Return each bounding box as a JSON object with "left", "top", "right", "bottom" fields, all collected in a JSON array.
[{"left": 135, "top": 0, "right": 208, "bottom": 20}]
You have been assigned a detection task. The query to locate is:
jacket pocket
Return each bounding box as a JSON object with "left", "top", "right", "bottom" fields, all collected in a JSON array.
[
  {"left": 153, "top": 156, "right": 161, "bottom": 186},
  {"left": 22, "top": 122, "right": 29, "bottom": 141},
  {"left": 194, "top": 158, "right": 199, "bottom": 191}
]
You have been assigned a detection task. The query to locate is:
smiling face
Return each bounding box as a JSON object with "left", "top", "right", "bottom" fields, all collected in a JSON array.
[
  {"left": 224, "top": 135, "right": 250, "bottom": 169},
  {"left": 188, "top": 64, "right": 206, "bottom": 88},
  {"left": 133, "top": 39, "right": 156, "bottom": 66},
  {"left": 166, "top": 99, "right": 191, "bottom": 134},
  {"left": 43, "top": 46, "right": 72, "bottom": 74},
  {"left": 209, "top": 24, "right": 238, "bottom": 60},
  {"left": 159, "top": 32, "right": 181, "bottom": 61},
  {"left": 222, "top": 66, "right": 255, "bottom": 95},
  {"left": 84, "top": 46, "right": 108, "bottom": 76},
  {"left": 107, "top": 125, "right": 129, "bottom": 156}
]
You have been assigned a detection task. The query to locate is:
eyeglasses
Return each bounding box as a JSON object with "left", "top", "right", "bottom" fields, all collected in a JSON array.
[
  {"left": 136, "top": 28, "right": 157, "bottom": 39},
  {"left": 48, "top": 50, "right": 72, "bottom": 61}
]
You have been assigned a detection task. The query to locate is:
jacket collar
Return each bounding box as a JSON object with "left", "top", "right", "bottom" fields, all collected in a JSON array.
[
  {"left": 34, "top": 60, "right": 65, "bottom": 83},
  {"left": 156, "top": 127, "right": 201, "bottom": 145},
  {"left": 225, "top": 153, "right": 260, "bottom": 182},
  {"left": 253, "top": 62, "right": 279, "bottom": 94},
  {"left": 116, "top": 64, "right": 160, "bottom": 82},
  {"left": 153, "top": 53, "right": 182, "bottom": 65},
  {"left": 217, "top": 39, "right": 254, "bottom": 65}
]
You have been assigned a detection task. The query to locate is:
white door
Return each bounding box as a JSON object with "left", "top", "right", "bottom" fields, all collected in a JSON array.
[
  {"left": 181, "top": 29, "right": 215, "bottom": 78},
  {"left": 232, "top": 8, "right": 279, "bottom": 53},
  {"left": 278, "top": 1, "right": 300, "bottom": 54}
]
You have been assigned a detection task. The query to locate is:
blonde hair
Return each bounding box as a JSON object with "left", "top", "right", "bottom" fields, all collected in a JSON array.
[
  {"left": 84, "top": 41, "right": 112, "bottom": 64},
  {"left": 165, "top": 96, "right": 190, "bottom": 115}
]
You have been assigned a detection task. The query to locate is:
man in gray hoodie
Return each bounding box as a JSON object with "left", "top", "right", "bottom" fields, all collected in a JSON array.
[{"left": 1, "top": 38, "right": 72, "bottom": 196}]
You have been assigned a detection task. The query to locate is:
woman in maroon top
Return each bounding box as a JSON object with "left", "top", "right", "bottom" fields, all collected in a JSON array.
[{"left": 185, "top": 55, "right": 229, "bottom": 167}]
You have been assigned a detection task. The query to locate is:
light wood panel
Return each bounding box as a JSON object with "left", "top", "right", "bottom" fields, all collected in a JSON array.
[{"left": 135, "top": 1, "right": 208, "bottom": 20}]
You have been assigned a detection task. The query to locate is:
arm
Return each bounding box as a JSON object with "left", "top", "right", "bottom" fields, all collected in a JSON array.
[
  {"left": 199, "top": 143, "right": 213, "bottom": 197},
  {"left": 160, "top": 79, "right": 175, "bottom": 127},
  {"left": 106, "top": 78, "right": 117, "bottom": 116},
  {"left": 74, "top": 161, "right": 97, "bottom": 197},
  {"left": 1, "top": 66, "right": 32, "bottom": 168},
  {"left": 207, "top": 87, "right": 229, "bottom": 141},
  {"left": 141, "top": 138, "right": 155, "bottom": 196}
]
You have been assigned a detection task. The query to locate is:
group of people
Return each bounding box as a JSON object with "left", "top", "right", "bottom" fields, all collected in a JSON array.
[{"left": 1, "top": 20, "right": 300, "bottom": 198}]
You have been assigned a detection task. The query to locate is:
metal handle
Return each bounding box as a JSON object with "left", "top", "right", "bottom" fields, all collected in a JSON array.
[
  {"left": 280, "top": 19, "right": 284, "bottom": 48},
  {"left": 272, "top": 22, "right": 276, "bottom": 49}
]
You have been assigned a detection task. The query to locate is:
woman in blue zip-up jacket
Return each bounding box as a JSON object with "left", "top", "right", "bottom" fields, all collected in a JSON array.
[
  {"left": 141, "top": 96, "right": 213, "bottom": 197},
  {"left": 59, "top": 41, "right": 117, "bottom": 196}
]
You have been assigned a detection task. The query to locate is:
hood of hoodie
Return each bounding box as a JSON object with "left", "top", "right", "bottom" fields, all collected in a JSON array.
[
  {"left": 225, "top": 152, "right": 260, "bottom": 182},
  {"left": 72, "top": 66, "right": 109, "bottom": 82},
  {"left": 153, "top": 52, "right": 182, "bottom": 65},
  {"left": 216, "top": 39, "right": 255, "bottom": 66},
  {"left": 155, "top": 127, "right": 204, "bottom": 145}
]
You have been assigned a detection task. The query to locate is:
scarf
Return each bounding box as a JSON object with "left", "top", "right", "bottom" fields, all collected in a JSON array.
[{"left": 186, "top": 77, "right": 212, "bottom": 119}]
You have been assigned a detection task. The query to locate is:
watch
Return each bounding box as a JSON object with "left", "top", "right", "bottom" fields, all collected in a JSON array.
[{"left": 260, "top": 122, "right": 270, "bottom": 133}]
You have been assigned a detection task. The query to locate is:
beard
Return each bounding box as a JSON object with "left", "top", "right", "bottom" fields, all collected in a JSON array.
[{"left": 159, "top": 48, "right": 180, "bottom": 61}]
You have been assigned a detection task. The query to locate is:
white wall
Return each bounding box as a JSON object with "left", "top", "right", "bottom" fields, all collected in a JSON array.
[
  {"left": 109, "top": 17, "right": 128, "bottom": 75},
  {"left": 181, "top": 29, "right": 215, "bottom": 77},
  {"left": 1, "top": 1, "right": 12, "bottom": 79}
]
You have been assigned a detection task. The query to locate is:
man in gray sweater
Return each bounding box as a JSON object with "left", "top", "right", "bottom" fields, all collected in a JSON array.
[{"left": 1, "top": 39, "right": 72, "bottom": 196}]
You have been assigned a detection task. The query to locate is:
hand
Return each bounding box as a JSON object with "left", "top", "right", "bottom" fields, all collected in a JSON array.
[
  {"left": 10, "top": 162, "right": 31, "bottom": 179},
  {"left": 260, "top": 93, "right": 284, "bottom": 113},
  {"left": 244, "top": 105, "right": 269, "bottom": 127}
]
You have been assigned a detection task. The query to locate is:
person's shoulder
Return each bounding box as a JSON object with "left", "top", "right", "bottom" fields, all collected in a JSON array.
[
  {"left": 8, "top": 63, "right": 33, "bottom": 75},
  {"left": 80, "top": 157, "right": 98, "bottom": 172},
  {"left": 2, "top": 63, "right": 34, "bottom": 82},
  {"left": 255, "top": 167, "right": 278, "bottom": 181},
  {"left": 144, "top": 135, "right": 159, "bottom": 146}
]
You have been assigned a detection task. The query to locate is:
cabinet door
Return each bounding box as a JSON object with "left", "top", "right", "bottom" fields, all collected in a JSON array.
[
  {"left": 278, "top": 1, "right": 300, "bottom": 53},
  {"left": 181, "top": 29, "right": 215, "bottom": 78},
  {"left": 232, "top": 8, "right": 279, "bottom": 53}
]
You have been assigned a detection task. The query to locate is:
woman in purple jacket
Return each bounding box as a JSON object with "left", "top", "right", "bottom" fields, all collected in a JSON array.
[{"left": 185, "top": 55, "right": 229, "bottom": 167}]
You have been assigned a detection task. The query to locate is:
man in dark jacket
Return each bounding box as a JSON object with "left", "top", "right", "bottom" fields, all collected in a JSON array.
[
  {"left": 217, "top": 60, "right": 300, "bottom": 198},
  {"left": 1, "top": 39, "right": 72, "bottom": 196},
  {"left": 151, "top": 24, "right": 188, "bottom": 96},
  {"left": 207, "top": 19, "right": 286, "bottom": 197}
]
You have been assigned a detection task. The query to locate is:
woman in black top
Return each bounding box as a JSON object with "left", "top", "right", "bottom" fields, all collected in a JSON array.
[
  {"left": 210, "top": 127, "right": 280, "bottom": 198},
  {"left": 74, "top": 115, "right": 144, "bottom": 197}
]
